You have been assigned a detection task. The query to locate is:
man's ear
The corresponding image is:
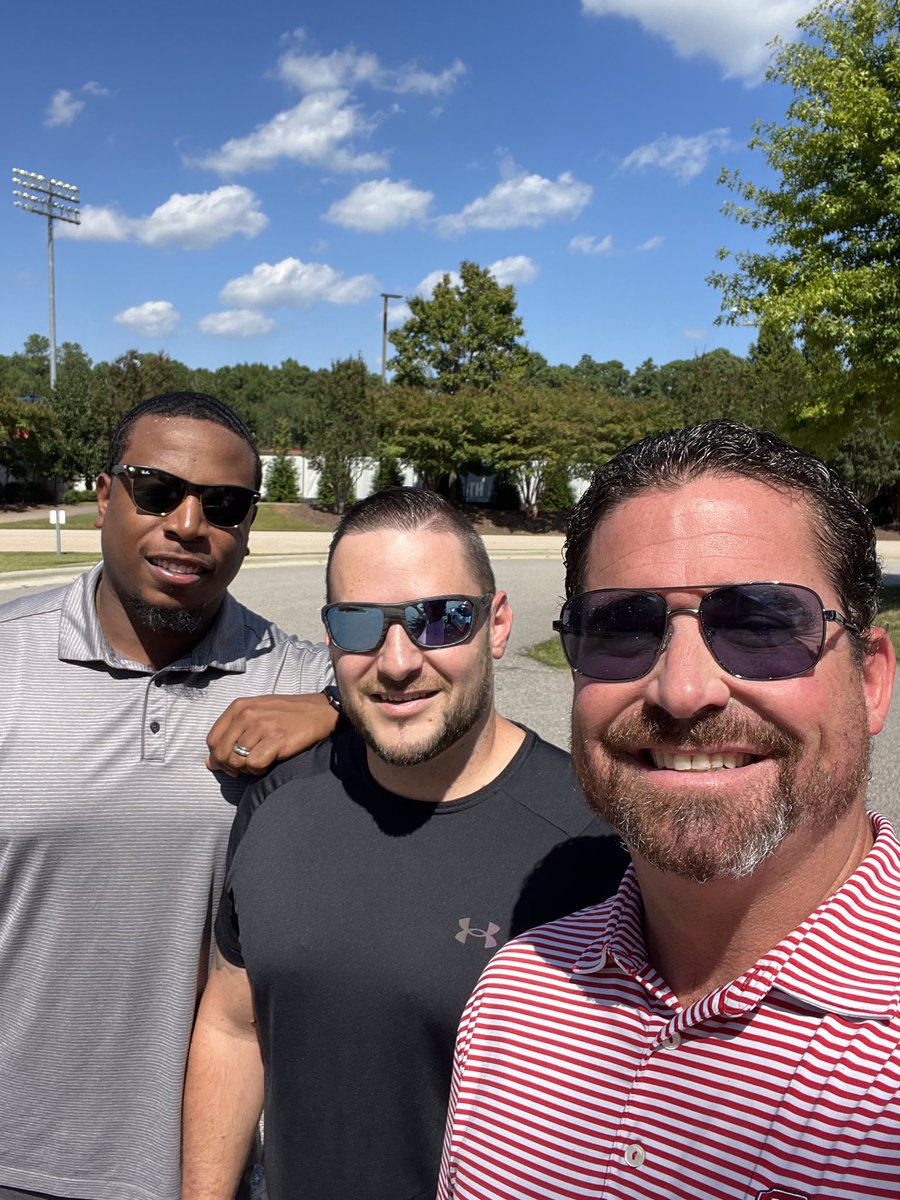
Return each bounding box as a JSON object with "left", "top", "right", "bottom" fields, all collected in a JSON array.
[
  {"left": 489, "top": 591, "right": 513, "bottom": 661},
  {"left": 95, "top": 473, "right": 112, "bottom": 529},
  {"left": 863, "top": 627, "right": 895, "bottom": 736}
]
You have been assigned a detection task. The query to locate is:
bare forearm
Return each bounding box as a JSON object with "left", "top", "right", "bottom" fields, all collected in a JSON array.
[{"left": 182, "top": 1019, "right": 264, "bottom": 1200}]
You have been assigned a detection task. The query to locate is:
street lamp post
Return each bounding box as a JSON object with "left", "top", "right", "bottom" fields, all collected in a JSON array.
[
  {"left": 380, "top": 292, "right": 402, "bottom": 385},
  {"left": 12, "top": 168, "right": 81, "bottom": 390}
]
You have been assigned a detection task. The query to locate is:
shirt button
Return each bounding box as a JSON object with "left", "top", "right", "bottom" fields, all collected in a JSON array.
[
  {"left": 154, "top": 677, "right": 164, "bottom": 687},
  {"left": 624, "top": 1143, "right": 645, "bottom": 1168},
  {"left": 149, "top": 721, "right": 161, "bottom": 734},
  {"left": 661, "top": 1031, "right": 682, "bottom": 1050}
]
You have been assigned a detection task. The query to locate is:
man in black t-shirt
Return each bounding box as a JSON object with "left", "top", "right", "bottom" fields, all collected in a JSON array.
[{"left": 182, "top": 489, "right": 628, "bottom": 1200}]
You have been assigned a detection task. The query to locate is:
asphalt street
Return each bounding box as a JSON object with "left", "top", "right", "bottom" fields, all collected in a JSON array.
[{"left": 2, "top": 553, "right": 898, "bottom": 826}]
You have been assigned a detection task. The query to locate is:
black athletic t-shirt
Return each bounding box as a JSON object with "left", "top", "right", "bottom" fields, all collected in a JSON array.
[{"left": 216, "top": 727, "right": 629, "bottom": 1200}]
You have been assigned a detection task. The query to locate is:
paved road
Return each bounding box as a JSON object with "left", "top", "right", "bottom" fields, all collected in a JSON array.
[{"left": 2, "top": 553, "right": 899, "bottom": 825}]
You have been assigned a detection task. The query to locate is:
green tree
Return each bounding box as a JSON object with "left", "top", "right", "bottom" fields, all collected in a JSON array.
[
  {"left": 709, "top": 0, "right": 900, "bottom": 427},
  {"left": 388, "top": 260, "right": 530, "bottom": 392},
  {"left": 264, "top": 418, "right": 300, "bottom": 502},
  {"left": 307, "top": 357, "right": 378, "bottom": 513}
]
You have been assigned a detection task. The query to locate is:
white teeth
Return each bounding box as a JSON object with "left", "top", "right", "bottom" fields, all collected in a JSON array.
[
  {"left": 651, "top": 751, "right": 748, "bottom": 771},
  {"left": 155, "top": 560, "right": 199, "bottom": 575}
]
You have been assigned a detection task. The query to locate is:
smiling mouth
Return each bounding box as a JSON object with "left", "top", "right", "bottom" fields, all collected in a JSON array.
[
  {"left": 373, "top": 690, "right": 438, "bottom": 706},
  {"left": 148, "top": 557, "right": 209, "bottom": 576},
  {"left": 648, "top": 751, "right": 757, "bottom": 771}
]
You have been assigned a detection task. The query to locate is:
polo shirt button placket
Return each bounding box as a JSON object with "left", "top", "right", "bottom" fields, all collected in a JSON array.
[
  {"left": 623, "top": 1142, "right": 645, "bottom": 1168},
  {"left": 145, "top": 674, "right": 167, "bottom": 761},
  {"left": 660, "top": 1030, "right": 682, "bottom": 1050}
]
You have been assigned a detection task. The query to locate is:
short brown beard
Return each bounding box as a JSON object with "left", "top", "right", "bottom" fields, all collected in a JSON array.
[{"left": 574, "top": 707, "right": 870, "bottom": 882}]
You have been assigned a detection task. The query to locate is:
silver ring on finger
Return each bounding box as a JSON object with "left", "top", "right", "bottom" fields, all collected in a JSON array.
[{"left": 233, "top": 743, "right": 252, "bottom": 758}]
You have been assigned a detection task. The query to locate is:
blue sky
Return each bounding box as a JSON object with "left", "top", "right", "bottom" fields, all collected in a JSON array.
[{"left": 3, "top": 0, "right": 811, "bottom": 377}]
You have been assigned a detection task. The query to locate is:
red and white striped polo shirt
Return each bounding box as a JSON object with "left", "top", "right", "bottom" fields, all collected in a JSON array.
[{"left": 438, "top": 813, "right": 900, "bottom": 1200}]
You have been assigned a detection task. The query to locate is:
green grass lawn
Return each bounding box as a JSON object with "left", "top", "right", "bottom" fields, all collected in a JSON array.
[
  {"left": 0, "top": 552, "right": 101, "bottom": 574},
  {"left": 525, "top": 584, "right": 900, "bottom": 670},
  {"left": 0, "top": 504, "right": 328, "bottom": 533}
]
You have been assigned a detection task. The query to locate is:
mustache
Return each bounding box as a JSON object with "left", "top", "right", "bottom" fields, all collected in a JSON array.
[{"left": 599, "top": 706, "right": 798, "bottom": 758}]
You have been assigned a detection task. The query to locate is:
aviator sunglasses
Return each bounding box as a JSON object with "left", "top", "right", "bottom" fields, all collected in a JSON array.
[
  {"left": 111, "top": 464, "right": 260, "bottom": 529},
  {"left": 553, "top": 582, "right": 858, "bottom": 683},
  {"left": 322, "top": 594, "right": 494, "bottom": 653}
]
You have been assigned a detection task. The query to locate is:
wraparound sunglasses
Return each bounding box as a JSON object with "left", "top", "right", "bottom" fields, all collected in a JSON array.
[
  {"left": 553, "top": 582, "right": 858, "bottom": 682},
  {"left": 111, "top": 464, "right": 260, "bottom": 529},
  {"left": 323, "top": 594, "right": 494, "bottom": 653}
]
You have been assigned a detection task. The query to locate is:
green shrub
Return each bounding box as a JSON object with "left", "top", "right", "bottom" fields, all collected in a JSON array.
[
  {"left": 264, "top": 455, "right": 300, "bottom": 503},
  {"left": 64, "top": 489, "right": 98, "bottom": 504},
  {"left": 541, "top": 462, "right": 574, "bottom": 512}
]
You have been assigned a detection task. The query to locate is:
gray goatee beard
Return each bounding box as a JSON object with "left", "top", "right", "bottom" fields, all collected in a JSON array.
[{"left": 574, "top": 708, "right": 870, "bottom": 883}]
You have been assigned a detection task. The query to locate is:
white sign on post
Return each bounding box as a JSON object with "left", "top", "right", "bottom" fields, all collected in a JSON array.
[{"left": 49, "top": 509, "right": 66, "bottom": 556}]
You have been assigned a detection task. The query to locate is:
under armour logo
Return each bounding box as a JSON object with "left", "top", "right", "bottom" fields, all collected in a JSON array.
[{"left": 456, "top": 918, "right": 500, "bottom": 949}]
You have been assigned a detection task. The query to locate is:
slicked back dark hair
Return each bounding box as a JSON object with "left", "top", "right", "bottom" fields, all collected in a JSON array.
[
  {"left": 326, "top": 487, "right": 496, "bottom": 600},
  {"left": 564, "top": 420, "right": 880, "bottom": 653},
  {"left": 105, "top": 392, "right": 261, "bottom": 489}
]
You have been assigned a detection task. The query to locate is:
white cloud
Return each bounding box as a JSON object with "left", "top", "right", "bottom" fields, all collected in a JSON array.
[
  {"left": 277, "top": 44, "right": 465, "bottom": 96},
  {"left": 220, "top": 257, "right": 378, "bottom": 309},
  {"left": 113, "top": 301, "right": 180, "bottom": 337},
  {"left": 198, "top": 310, "right": 276, "bottom": 337},
  {"left": 195, "top": 90, "right": 386, "bottom": 175},
  {"left": 58, "top": 186, "right": 267, "bottom": 249},
  {"left": 622, "top": 128, "right": 731, "bottom": 182},
  {"left": 437, "top": 169, "right": 592, "bottom": 235},
  {"left": 325, "top": 178, "right": 433, "bottom": 232},
  {"left": 580, "top": 0, "right": 808, "bottom": 82},
  {"left": 45, "top": 89, "right": 85, "bottom": 128},
  {"left": 489, "top": 255, "right": 539, "bottom": 286},
  {"left": 58, "top": 204, "right": 133, "bottom": 242},
  {"left": 683, "top": 327, "right": 707, "bottom": 340},
  {"left": 570, "top": 233, "right": 614, "bottom": 255},
  {"left": 637, "top": 235, "right": 664, "bottom": 251},
  {"left": 138, "top": 187, "right": 268, "bottom": 248},
  {"left": 82, "top": 80, "right": 111, "bottom": 96},
  {"left": 387, "top": 300, "right": 412, "bottom": 325},
  {"left": 416, "top": 268, "right": 461, "bottom": 296}
]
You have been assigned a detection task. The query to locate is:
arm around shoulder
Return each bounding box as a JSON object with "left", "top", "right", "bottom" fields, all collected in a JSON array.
[{"left": 182, "top": 949, "right": 264, "bottom": 1200}]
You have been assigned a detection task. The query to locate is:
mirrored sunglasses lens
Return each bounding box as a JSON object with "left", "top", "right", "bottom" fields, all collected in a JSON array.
[
  {"left": 700, "top": 584, "right": 823, "bottom": 679},
  {"left": 326, "top": 606, "right": 387, "bottom": 652},
  {"left": 563, "top": 591, "right": 667, "bottom": 680},
  {"left": 406, "top": 599, "right": 475, "bottom": 647}
]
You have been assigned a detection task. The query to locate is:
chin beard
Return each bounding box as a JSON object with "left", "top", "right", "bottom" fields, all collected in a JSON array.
[
  {"left": 574, "top": 708, "right": 870, "bottom": 883},
  {"left": 126, "top": 593, "right": 210, "bottom": 636},
  {"left": 345, "top": 644, "right": 494, "bottom": 769}
]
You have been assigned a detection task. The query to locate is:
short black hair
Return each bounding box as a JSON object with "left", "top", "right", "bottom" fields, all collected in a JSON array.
[
  {"left": 105, "top": 392, "right": 261, "bottom": 489},
  {"left": 564, "top": 420, "right": 880, "bottom": 653},
  {"left": 326, "top": 488, "right": 496, "bottom": 600}
]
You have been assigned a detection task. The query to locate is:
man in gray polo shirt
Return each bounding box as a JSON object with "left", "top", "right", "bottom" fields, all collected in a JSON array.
[{"left": 0, "top": 392, "right": 335, "bottom": 1200}]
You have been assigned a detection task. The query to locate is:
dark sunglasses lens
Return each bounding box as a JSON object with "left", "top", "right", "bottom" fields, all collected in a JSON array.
[
  {"left": 561, "top": 591, "right": 668, "bottom": 680},
  {"left": 200, "top": 486, "right": 254, "bottom": 527},
  {"left": 700, "top": 584, "right": 823, "bottom": 679},
  {"left": 130, "top": 473, "right": 186, "bottom": 516},
  {"left": 405, "top": 598, "right": 475, "bottom": 647},
  {"left": 326, "top": 606, "right": 387, "bottom": 652}
]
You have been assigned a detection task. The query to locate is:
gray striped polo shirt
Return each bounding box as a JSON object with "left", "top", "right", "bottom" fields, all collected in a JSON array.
[{"left": 0, "top": 565, "right": 332, "bottom": 1200}]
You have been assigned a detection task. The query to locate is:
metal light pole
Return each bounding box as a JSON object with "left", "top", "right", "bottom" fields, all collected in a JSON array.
[
  {"left": 380, "top": 292, "right": 402, "bottom": 385},
  {"left": 12, "top": 168, "right": 81, "bottom": 390}
]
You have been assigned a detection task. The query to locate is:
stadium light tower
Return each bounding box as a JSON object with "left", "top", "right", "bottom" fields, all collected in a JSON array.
[
  {"left": 380, "top": 292, "right": 402, "bottom": 385},
  {"left": 12, "top": 168, "right": 81, "bottom": 390}
]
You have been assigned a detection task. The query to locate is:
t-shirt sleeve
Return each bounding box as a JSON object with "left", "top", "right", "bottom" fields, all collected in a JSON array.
[{"left": 213, "top": 787, "right": 259, "bottom": 967}]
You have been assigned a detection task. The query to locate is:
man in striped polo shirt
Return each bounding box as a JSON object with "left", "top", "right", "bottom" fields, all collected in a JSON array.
[
  {"left": 0, "top": 393, "right": 336, "bottom": 1200},
  {"left": 439, "top": 421, "right": 900, "bottom": 1200}
]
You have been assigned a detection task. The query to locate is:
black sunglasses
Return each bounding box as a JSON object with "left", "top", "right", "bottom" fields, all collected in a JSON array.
[
  {"left": 322, "top": 594, "right": 494, "bottom": 653},
  {"left": 111, "top": 464, "right": 260, "bottom": 530},
  {"left": 553, "top": 582, "right": 858, "bottom": 683}
]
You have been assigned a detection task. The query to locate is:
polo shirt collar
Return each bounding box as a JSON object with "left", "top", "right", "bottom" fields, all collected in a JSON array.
[
  {"left": 573, "top": 814, "right": 900, "bottom": 1021},
  {"left": 58, "top": 563, "right": 250, "bottom": 675}
]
